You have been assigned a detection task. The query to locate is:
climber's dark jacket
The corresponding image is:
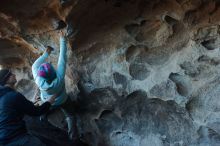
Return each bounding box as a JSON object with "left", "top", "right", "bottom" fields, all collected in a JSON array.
[{"left": 0, "top": 85, "right": 51, "bottom": 145}]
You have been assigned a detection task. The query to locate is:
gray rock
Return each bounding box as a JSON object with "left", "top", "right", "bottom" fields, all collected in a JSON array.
[
  {"left": 139, "top": 47, "right": 170, "bottom": 66},
  {"left": 124, "top": 24, "right": 140, "bottom": 37},
  {"left": 95, "top": 110, "right": 123, "bottom": 135},
  {"left": 129, "top": 62, "right": 150, "bottom": 80},
  {"left": 201, "top": 38, "right": 219, "bottom": 50},
  {"left": 196, "top": 126, "right": 220, "bottom": 146},
  {"left": 78, "top": 87, "right": 119, "bottom": 115},
  {"left": 180, "top": 61, "right": 200, "bottom": 77},
  {"left": 125, "top": 45, "right": 146, "bottom": 63},
  {"left": 77, "top": 89, "right": 196, "bottom": 146},
  {"left": 187, "top": 77, "right": 220, "bottom": 123},
  {"left": 113, "top": 72, "right": 127, "bottom": 89},
  {"left": 3, "top": 0, "right": 220, "bottom": 145},
  {"left": 16, "top": 79, "right": 37, "bottom": 101},
  {"left": 149, "top": 79, "right": 187, "bottom": 106},
  {"left": 169, "top": 73, "right": 192, "bottom": 97}
]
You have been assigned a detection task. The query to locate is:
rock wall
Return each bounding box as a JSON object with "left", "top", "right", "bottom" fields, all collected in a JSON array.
[{"left": 1, "top": 0, "right": 220, "bottom": 146}]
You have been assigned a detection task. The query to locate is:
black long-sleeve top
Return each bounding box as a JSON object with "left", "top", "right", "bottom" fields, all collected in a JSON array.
[{"left": 0, "top": 86, "right": 51, "bottom": 144}]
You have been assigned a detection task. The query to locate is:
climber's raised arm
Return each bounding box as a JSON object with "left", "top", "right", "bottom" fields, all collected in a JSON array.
[{"left": 57, "top": 30, "right": 67, "bottom": 80}]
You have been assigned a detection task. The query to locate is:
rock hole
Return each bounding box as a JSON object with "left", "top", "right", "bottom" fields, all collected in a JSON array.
[
  {"left": 197, "top": 55, "right": 220, "bottom": 65},
  {"left": 201, "top": 39, "right": 217, "bottom": 50},
  {"left": 163, "top": 15, "right": 179, "bottom": 26},
  {"left": 113, "top": 72, "right": 127, "bottom": 89},
  {"left": 114, "top": 0, "right": 122, "bottom": 7},
  {"left": 126, "top": 90, "right": 147, "bottom": 99},
  {"left": 169, "top": 73, "right": 192, "bottom": 97},
  {"left": 99, "top": 110, "right": 113, "bottom": 119},
  {"left": 208, "top": 128, "right": 220, "bottom": 140},
  {"left": 54, "top": 20, "right": 67, "bottom": 30},
  {"left": 77, "top": 80, "right": 95, "bottom": 97},
  {"left": 140, "top": 20, "right": 146, "bottom": 26},
  {"left": 124, "top": 24, "right": 139, "bottom": 36},
  {"left": 125, "top": 45, "right": 143, "bottom": 63},
  {"left": 129, "top": 63, "right": 150, "bottom": 80},
  {"left": 197, "top": 55, "right": 210, "bottom": 62},
  {"left": 115, "top": 131, "right": 122, "bottom": 135}
]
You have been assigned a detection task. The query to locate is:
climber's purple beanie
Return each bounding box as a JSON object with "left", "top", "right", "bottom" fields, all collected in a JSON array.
[{"left": 37, "top": 63, "right": 56, "bottom": 81}]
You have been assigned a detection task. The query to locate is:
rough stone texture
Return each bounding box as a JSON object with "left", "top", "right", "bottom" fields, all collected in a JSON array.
[
  {"left": 77, "top": 89, "right": 196, "bottom": 146},
  {"left": 1, "top": 0, "right": 220, "bottom": 145},
  {"left": 149, "top": 79, "right": 187, "bottom": 107}
]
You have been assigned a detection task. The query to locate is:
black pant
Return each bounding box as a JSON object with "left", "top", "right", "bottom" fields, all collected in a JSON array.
[{"left": 60, "top": 97, "right": 76, "bottom": 116}]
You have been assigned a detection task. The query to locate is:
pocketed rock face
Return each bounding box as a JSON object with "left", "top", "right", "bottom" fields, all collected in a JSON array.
[
  {"left": 2, "top": 0, "right": 220, "bottom": 146},
  {"left": 77, "top": 89, "right": 196, "bottom": 146}
]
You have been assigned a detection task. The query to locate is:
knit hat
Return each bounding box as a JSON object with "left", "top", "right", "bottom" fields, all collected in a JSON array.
[
  {"left": 37, "top": 63, "right": 56, "bottom": 82},
  {"left": 0, "top": 69, "right": 12, "bottom": 86}
]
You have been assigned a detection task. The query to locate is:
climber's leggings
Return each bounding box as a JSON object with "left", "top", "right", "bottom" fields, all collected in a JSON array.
[
  {"left": 49, "top": 97, "right": 75, "bottom": 116},
  {"left": 60, "top": 97, "right": 76, "bottom": 116}
]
